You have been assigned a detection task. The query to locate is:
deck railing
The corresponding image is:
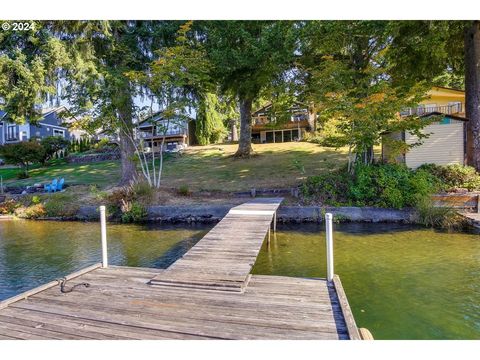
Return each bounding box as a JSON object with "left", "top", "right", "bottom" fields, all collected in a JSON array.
[{"left": 400, "top": 103, "right": 463, "bottom": 117}]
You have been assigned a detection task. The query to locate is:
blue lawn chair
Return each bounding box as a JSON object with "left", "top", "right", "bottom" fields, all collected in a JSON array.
[
  {"left": 44, "top": 178, "right": 58, "bottom": 193},
  {"left": 56, "top": 178, "right": 65, "bottom": 192}
]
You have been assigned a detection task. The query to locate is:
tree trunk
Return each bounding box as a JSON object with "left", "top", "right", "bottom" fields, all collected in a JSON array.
[
  {"left": 118, "top": 109, "right": 138, "bottom": 186},
  {"left": 307, "top": 105, "right": 317, "bottom": 132},
  {"left": 465, "top": 21, "right": 480, "bottom": 171},
  {"left": 234, "top": 97, "right": 253, "bottom": 157},
  {"left": 231, "top": 120, "right": 238, "bottom": 142}
]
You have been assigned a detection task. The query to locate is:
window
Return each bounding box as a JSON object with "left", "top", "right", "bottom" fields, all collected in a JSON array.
[
  {"left": 53, "top": 129, "right": 65, "bottom": 137},
  {"left": 274, "top": 131, "right": 283, "bottom": 143},
  {"left": 266, "top": 131, "right": 274, "bottom": 143},
  {"left": 7, "top": 125, "right": 17, "bottom": 140}
]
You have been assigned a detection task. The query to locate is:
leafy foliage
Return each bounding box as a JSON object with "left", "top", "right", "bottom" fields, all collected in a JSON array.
[
  {"left": 418, "top": 164, "right": 480, "bottom": 191},
  {"left": 0, "top": 141, "right": 46, "bottom": 177},
  {"left": 415, "top": 196, "right": 467, "bottom": 230},
  {"left": 302, "top": 163, "right": 440, "bottom": 209},
  {"left": 120, "top": 201, "right": 148, "bottom": 223},
  {"left": 195, "top": 93, "right": 227, "bottom": 145},
  {"left": 297, "top": 21, "right": 433, "bottom": 168},
  {"left": 0, "top": 199, "right": 20, "bottom": 215},
  {"left": 40, "top": 136, "right": 70, "bottom": 163}
]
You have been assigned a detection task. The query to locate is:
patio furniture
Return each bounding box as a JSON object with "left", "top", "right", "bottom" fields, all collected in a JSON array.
[
  {"left": 44, "top": 178, "right": 58, "bottom": 193},
  {"left": 56, "top": 178, "right": 65, "bottom": 192}
]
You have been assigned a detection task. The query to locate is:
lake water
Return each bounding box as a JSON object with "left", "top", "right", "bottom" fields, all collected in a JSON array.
[{"left": 0, "top": 220, "right": 479, "bottom": 339}]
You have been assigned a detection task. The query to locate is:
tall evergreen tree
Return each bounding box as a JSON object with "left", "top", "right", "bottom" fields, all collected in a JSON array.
[{"left": 201, "top": 21, "right": 298, "bottom": 157}]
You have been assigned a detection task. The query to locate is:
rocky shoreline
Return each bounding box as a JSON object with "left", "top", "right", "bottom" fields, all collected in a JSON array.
[{"left": 63, "top": 204, "right": 415, "bottom": 223}]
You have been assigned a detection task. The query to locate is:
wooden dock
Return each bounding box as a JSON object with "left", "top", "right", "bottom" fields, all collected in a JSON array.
[
  {"left": 150, "top": 198, "right": 283, "bottom": 292},
  {"left": 459, "top": 211, "right": 480, "bottom": 229},
  {"left": 0, "top": 198, "right": 363, "bottom": 340}
]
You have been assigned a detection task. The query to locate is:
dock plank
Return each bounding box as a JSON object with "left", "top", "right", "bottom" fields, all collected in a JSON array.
[
  {"left": 150, "top": 198, "right": 283, "bottom": 292},
  {"left": 0, "top": 199, "right": 361, "bottom": 340}
]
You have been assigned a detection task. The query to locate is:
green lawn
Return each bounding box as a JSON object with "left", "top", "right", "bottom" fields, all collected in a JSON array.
[{"left": 0, "top": 142, "right": 350, "bottom": 192}]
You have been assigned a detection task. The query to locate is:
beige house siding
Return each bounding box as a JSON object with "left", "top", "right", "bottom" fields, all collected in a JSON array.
[{"left": 405, "top": 120, "right": 465, "bottom": 169}]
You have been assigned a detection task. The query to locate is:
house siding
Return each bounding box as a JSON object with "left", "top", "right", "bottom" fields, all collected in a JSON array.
[
  {"left": 0, "top": 109, "right": 71, "bottom": 144},
  {"left": 405, "top": 120, "right": 465, "bottom": 169}
]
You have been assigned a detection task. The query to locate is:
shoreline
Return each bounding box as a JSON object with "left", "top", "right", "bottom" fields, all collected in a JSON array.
[{"left": 19, "top": 204, "right": 416, "bottom": 224}]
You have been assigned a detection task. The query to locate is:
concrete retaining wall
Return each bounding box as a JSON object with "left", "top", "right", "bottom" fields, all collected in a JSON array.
[{"left": 74, "top": 204, "right": 415, "bottom": 223}]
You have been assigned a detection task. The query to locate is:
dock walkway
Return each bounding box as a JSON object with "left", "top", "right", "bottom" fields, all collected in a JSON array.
[
  {"left": 149, "top": 198, "right": 283, "bottom": 292},
  {"left": 0, "top": 198, "right": 362, "bottom": 340}
]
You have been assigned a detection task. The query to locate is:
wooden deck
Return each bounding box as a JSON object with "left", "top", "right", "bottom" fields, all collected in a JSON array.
[
  {"left": 149, "top": 198, "right": 283, "bottom": 292},
  {"left": 460, "top": 212, "right": 480, "bottom": 229},
  {"left": 0, "top": 266, "right": 356, "bottom": 340},
  {"left": 0, "top": 198, "right": 362, "bottom": 340}
]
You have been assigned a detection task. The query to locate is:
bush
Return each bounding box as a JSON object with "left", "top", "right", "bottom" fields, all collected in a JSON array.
[
  {"left": 15, "top": 204, "right": 47, "bottom": 219},
  {"left": 0, "top": 199, "right": 20, "bottom": 214},
  {"left": 43, "top": 193, "right": 80, "bottom": 217},
  {"left": 40, "top": 136, "right": 70, "bottom": 164},
  {"left": 415, "top": 196, "right": 467, "bottom": 230},
  {"left": 302, "top": 163, "right": 440, "bottom": 209},
  {"left": 0, "top": 141, "right": 46, "bottom": 177},
  {"left": 17, "top": 171, "right": 29, "bottom": 179},
  {"left": 418, "top": 163, "right": 480, "bottom": 191},
  {"left": 301, "top": 170, "right": 351, "bottom": 206},
  {"left": 31, "top": 195, "right": 41, "bottom": 205},
  {"left": 177, "top": 185, "right": 191, "bottom": 196},
  {"left": 133, "top": 182, "right": 155, "bottom": 199},
  {"left": 120, "top": 201, "right": 147, "bottom": 223}
]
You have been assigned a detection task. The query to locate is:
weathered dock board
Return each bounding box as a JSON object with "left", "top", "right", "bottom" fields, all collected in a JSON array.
[
  {"left": 0, "top": 198, "right": 363, "bottom": 340},
  {"left": 0, "top": 266, "right": 352, "bottom": 340},
  {"left": 459, "top": 211, "right": 480, "bottom": 229},
  {"left": 149, "top": 198, "right": 283, "bottom": 292}
]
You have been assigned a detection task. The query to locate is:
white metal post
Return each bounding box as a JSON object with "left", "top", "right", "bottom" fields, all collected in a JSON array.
[
  {"left": 273, "top": 211, "right": 277, "bottom": 233},
  {"left": 325, "top": 213, "right": 334, "bottom": 282},
  {"left": 100, "top": 205, "right": 108, "bottom": 268}
]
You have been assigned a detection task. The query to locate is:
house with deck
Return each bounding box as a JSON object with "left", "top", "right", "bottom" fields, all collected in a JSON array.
[
  {"left": 250, "top": 103, "right": 314, "bottom": 144},
  {"left": 382, "top": 86, "right": 469, "bottom": 169},
  {"left": 136, "top": 111, "right": 194, "bottom": 152},
  {"left": 0, "top": 107, "right": 84, "bottom": 145}
]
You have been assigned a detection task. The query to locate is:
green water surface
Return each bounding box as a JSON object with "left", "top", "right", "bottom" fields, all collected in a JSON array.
[
  {"left": 0, "top": 220, "right": 479, "bottom": 340},
  {"left": 252, "top": 223, "right": 480, "bottom": 340},
  {"left": 0, "top": 220, "right": 209, "bottom": 301}
]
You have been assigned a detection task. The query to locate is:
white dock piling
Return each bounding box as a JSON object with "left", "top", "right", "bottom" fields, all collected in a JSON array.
[
  {"left": 325, "top": 213, "right": 334, "bottom": 282},
  {"left": 100, "top": 205, "right": 108, "bottom": 268}
]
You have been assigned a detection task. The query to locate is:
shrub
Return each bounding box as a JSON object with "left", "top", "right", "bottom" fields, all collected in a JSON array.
[
  {"left": 16, "top": 204, "right": 47, "bottom": 219},
  {"left": 43, "top": 193, "right": 80, "bottom": 217},
  {"left": 301, "top": 170, "right": 351, "bottom": 206},
  {"left": 133, "top": 182, "right": 155, "bottom": 199},
  {"left": 0, "top": 141, "right": 46, "bottom": 177},
  {"left": 40, "top": 136, "right": 70, "bottom": 164},
  {"left": 31, "top": 195, "right": 41, "bottom": 205},
  {"left": 302, "top": 163, "right": 440, "bottom": 209},
  {"left": 415, "top": 196, "right": 467, "bottom": 230},
  {"left": 17, "top": 171, "right": 29, "bottom": 179},
  {"left": 418, "top": 163, "right": 480, "bottom": 191},
  {"left": 0, "top": 199, "right": 19, "bottom": 214},
  {"left": 177, "top": 185, "right": 191, "bottom": 196},
  {"left": 120, "top": 201, "right": 147, "bottom": 223}
]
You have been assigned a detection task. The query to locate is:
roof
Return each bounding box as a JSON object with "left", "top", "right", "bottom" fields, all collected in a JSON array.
[
  {"left": 0, "top": 107, "right": 70, "bottom": 128},
  {"left": 431, "top": 86, "right": 465, "bottom": 94},
  {"left": 252, "top": 102, "right": 307, "bottom": 117},
  {"left": 138, "top": 111, "right": 193, "bottom": 128},
  {"left": 421, "top": 112, "right": 468, "bottom": 122}
]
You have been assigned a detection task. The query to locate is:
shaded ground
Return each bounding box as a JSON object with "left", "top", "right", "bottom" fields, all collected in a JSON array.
[{"left": 0, "top": 142, "right": 349, "bottom": 192}]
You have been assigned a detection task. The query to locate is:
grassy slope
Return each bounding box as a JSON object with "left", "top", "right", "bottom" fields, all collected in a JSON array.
[{"left": 0, "top": 143, "right": 349, "bottom": 192}]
